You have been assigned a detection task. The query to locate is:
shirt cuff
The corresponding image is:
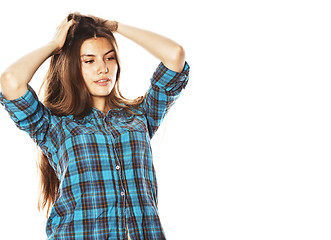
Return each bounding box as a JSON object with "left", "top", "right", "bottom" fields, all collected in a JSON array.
[
  {"left": 0, "top": 84, "right": 39, "bottom": 123},
  {"left": 151, "top": 61, "right": 190, "bottom": 95}
]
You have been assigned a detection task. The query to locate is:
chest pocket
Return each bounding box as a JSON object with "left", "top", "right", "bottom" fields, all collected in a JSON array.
[
  {"left": 110, "top": 114, "right": 148, "bottom": 134},
  {"left": 64, "top": 119, "right": 98, "bottom": 137},
  {"left": 69, "top": 125, "right": 97, "bottom": 136}
]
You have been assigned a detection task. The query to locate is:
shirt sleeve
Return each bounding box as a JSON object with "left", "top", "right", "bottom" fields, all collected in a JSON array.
[
  {"left": 142, "top": 61, "right": 190, "bottom": 138},
  {"left": 0, "top": 85, "right": 61, "bottom": 169}
]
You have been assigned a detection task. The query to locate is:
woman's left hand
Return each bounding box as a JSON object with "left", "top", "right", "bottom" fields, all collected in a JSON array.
[
  {"left": 106, "top": 20, "right": 119, "bottom": 32},
  {"left": 86, "top": 14, "right": 118, "bottom": 32}
]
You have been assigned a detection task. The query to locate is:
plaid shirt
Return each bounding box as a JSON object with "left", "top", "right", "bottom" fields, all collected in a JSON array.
[{"left": 0, "top": 62, "right": 189, "bottom": 240}]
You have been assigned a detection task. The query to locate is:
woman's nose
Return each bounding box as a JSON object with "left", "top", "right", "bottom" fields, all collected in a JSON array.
[{"left": 97, "top": 61, "right": 108, "bottom": 74}]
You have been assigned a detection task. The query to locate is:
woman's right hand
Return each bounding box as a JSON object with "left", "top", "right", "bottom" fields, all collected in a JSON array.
[{"left": 50, "top": 18, "right": 76, "bottom": 54}]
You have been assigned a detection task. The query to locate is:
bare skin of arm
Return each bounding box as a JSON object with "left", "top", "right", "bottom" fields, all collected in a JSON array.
[
  {"left": 113, "top": 22, "right": 186, "bottom": 73},
  {"left": 0, "top": 19, "right": 75, "bottom": 100}
]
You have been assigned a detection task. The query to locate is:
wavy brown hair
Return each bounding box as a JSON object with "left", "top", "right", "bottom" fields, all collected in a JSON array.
[{"left": 38, "top": 13, "right": 145, "bottom": 215}]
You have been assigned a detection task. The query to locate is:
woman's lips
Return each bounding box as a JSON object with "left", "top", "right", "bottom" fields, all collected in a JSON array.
[{"left": 94, "top": 78, "right": 110, "bottom": 86}]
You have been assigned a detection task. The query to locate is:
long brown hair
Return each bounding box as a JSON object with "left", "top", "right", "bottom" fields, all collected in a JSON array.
[{"left": 38, "top": 13, "right": 144, "bottom": 214}]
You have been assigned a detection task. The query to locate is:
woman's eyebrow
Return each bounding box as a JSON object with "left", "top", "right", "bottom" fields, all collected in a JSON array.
[
  {"left": 81, "top": 49, "right": 114, "bottom": 57},
  {"left": 104, "top": 49, "right": 115, "bottom": 55}
]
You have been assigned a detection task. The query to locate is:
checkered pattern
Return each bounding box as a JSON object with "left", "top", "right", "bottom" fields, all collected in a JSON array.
[{"left": 0, "top": 62, "right": 189, "bottom": 239}]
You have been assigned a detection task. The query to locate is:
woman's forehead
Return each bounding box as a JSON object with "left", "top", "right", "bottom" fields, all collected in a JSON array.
[{"left": 80, "top": 37, "right": 114, "bottom": 55}]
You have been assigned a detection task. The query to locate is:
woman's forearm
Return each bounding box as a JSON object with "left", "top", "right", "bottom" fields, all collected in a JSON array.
[
  {"left": 0, "top": 42, "right": 57, "bottom": 100},
  {"left": 115, "top": 22, "right": 185, "bottom": 72},
  {"left": 0, "top": 19, "right": 75, "bottom": 100}
]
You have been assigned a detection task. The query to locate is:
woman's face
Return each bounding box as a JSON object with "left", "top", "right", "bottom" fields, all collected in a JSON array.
[{"left": 80, "top": 37, "right": 118, "bottom": 106}]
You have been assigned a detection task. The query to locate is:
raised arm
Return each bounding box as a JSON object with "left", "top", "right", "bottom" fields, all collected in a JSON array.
[
  {"left": 112, "top": 21, "right": 186, "bottom": 73},
  {"left": 0, "top": 19, "right": 75, "bottom": 100}
]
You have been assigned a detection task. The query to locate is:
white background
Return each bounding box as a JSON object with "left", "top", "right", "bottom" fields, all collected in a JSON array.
[{"left": 0, "top": 0, "right": 331, "bottom": 239}]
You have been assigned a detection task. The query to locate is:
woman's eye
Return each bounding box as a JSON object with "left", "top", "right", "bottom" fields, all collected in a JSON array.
[
  {"left": 106, "top": 57, "right": 115, "bottom": 61},
  {"left": 84, "top": 60, "right": 94, "bottom": 64}
]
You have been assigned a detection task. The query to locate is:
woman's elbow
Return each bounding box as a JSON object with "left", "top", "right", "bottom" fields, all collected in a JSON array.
[
  {"left": 1, "top": 71, "right": 13, "bottom": 88},
  {"left": 0, "top": 71, "right": 27, "bottom": 100},
  {"left": 1, "top": 71, "right": 19, "bottom": 89},
  {"left": 175, "top": 45, "right": 185, "bottom": 66},
  {"left": 164, "top": 45, "right": 186, "bottom": 73}
]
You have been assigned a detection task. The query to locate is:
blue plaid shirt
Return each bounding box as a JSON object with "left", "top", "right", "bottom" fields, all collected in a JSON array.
[{"left": 0, "top": 62, "right": 189, "bottom": 239}]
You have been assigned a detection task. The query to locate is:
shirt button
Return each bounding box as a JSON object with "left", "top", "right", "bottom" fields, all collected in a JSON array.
[
  {"left": 116, "top": 165, "right": 120, "bottom": 170},
  {"left": 121, "top": 191, "right": 125, "bottom": 196}
]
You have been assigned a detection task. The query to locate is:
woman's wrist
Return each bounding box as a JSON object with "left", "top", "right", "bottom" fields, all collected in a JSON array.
[{"left": 47, "top": 41, "right": 62, "bottom": 56}]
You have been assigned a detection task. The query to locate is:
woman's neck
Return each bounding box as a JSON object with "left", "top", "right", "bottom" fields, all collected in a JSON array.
[{"left": 92, "top": 97, "right": 110, "bottom": 114}]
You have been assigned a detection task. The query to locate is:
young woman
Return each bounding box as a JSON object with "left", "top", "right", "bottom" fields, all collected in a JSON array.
[{"left": 0, "top": 13, "right": 189, "bottom": 239}]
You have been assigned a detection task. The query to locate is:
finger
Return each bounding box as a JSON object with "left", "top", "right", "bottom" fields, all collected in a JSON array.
[
  {"left": 59, "top": 19, "right": 75, "bottom": 34},
  {"left": 59, "top": 18, "right": 69, "bottom": 27},
  {"left": 55, "top": 18, "right": 68, "bottom": 32},
  {"left": 62, "top": 19, "right": 75, "bottom": 30},
  {"left": 67, "top": 19, "right": 76, "bottom": 26},
  {"left": 58, "top": 18, "right": 75, "bottom": 28}
]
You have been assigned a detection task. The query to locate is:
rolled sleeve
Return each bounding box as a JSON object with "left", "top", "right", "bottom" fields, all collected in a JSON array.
[
  {"left": 151, "top": 61, "right": 190, "bottom": 96},
  {"left": 0, "top": 85, "right": 42, "bottom": 128},
  {"left": 143, "top": 61, "right": 190, "bottom": 138}
]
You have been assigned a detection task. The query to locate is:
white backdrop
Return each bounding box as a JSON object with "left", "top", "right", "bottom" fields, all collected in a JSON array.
[{"left": 0, "top": 0, "right": 331, "bottom": 239}]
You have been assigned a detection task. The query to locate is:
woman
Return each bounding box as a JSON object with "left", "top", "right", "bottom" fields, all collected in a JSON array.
[{"left": 0, "top": 13, "right": 189, "bottom": 239}]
